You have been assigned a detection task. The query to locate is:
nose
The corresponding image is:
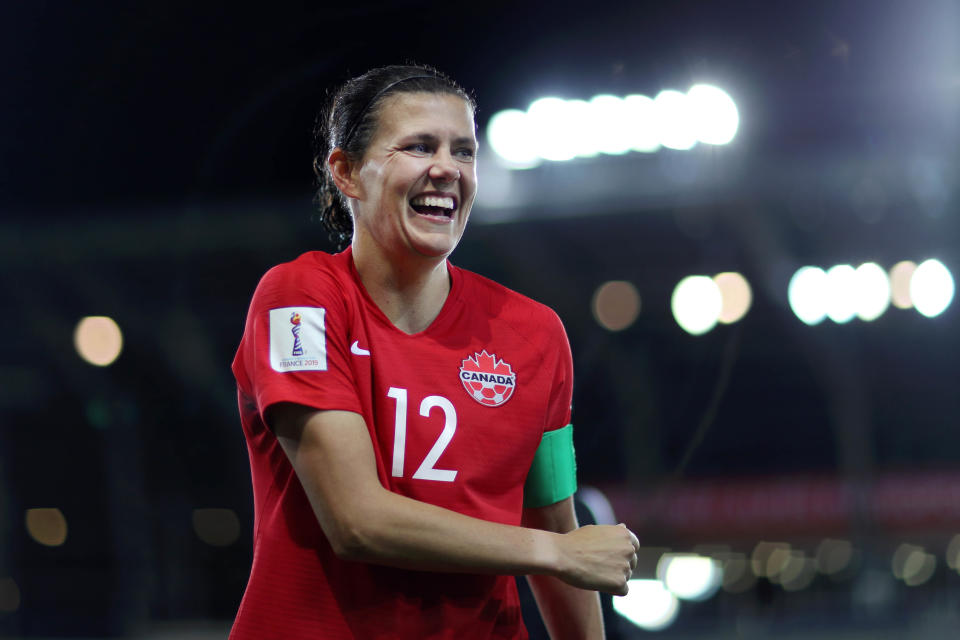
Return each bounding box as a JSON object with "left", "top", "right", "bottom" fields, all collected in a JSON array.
[{"left": 428, "top": 152, "right": 460, "bottom": 184}]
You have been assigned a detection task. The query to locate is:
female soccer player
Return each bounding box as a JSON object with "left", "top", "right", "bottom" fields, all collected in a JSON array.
[{"left": 230, "top": 64, "right": 639, "bottom": 639}]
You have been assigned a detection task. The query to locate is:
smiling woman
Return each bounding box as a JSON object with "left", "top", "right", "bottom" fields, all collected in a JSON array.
[{"left": 229, "top": 64, "right": 639, "bottom": 640}]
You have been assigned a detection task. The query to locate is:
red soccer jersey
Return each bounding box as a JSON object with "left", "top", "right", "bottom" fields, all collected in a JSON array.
[{"left": 230, "top": 248, "right": 573, "bottom": 639}]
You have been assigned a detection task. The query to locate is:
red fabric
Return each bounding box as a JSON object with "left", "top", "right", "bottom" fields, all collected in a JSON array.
[{"left": 230, "top": 248, "right": 573, "bottom": 639}]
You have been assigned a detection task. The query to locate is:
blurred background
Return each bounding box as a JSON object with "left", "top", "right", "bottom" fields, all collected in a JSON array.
[{"left": 1, "top": 1, "right": 958, "bottom": 638}]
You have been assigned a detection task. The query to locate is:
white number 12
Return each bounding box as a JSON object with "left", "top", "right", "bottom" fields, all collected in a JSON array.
[{"left": 387, "top": 387, "right": 458, "bottom": 482}]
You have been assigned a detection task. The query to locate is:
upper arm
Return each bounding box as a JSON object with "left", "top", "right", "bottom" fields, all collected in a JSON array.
[
  {"left": 268, "top": 402, "right": 386, "bottom": 557},
  {"left": 522, "top": 496, "right": 579, "bottom": 535}
]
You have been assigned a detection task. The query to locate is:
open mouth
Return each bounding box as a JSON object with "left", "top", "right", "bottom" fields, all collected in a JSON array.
[{"left": 410, "top": 194, "right": 457, "bottom": 218}]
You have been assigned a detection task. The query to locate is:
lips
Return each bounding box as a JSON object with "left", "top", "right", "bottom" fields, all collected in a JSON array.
[{"left": 410, "top": 194, "right": 457, "bottom": 217}]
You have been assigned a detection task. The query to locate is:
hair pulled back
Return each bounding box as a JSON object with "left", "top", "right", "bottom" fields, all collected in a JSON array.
[{"left": 312, "top": 64, "right": 475, "bottom": 248}]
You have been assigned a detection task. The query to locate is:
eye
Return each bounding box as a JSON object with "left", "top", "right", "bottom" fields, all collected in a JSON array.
[
  {"left": 404, "top": 142, "right": 431, "bottom": 154},
  {"left": 454, "top": 147, "right": 476, "bottom": 161}
]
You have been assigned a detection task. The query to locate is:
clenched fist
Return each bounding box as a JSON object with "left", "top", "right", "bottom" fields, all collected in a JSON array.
[{"left": 553, "top": 523, "right": 639, "bottom": 596}]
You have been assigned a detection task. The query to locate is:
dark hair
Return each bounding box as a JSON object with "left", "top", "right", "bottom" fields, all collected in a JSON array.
[{"left": 312, "top": 64, "right": 476, "bottom": 248}]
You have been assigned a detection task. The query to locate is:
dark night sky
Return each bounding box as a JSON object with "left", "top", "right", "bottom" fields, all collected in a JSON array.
[{"left": 3, "top": 1, "right": 955, "bottom": 214}]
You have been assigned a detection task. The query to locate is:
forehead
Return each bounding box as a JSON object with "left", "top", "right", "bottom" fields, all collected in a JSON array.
[{"left": 371, "top": 92, "right": 476, "bottom": 140}]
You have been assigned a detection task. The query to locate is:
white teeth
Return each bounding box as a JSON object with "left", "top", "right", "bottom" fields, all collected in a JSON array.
[{"left": 410, "top": 195, "right": 455, "bottom": 210}]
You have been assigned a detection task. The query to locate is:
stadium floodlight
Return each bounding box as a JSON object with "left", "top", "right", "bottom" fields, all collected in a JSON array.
[
  {"left": 654, "top": 90, "right": 698, "bottom": 150},
  {"left": 623, "top": 94, "right": 661, "bottom": 152},
  {"left": 613, "top": 579, "right": 680, "bottom": 631},
  {"left": 567, "top": 99, "right": 599, "bottom": 158},
  {"left": 486, "top": 109, "right": 539, "bottom": 168},
  {"left": 588, "top": 95, "right": 632, "bottom": 155},
  {"left": 487, "top": 84, "right": 739, "bottom": 165},
  {"left": 789, "top": 266, "right": 828, "bottom": 325},
  {"left": 911, "top": 259, "right": 954, "bottom": 318},
  {"left": 688, "top": 84, "right": 739, "bottom": 145},
  {"left": 528, "top": 97, "right": 579, "bottom": 162}
]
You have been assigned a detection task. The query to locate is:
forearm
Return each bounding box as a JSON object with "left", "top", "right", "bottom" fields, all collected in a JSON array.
[{"left": 326, "top": 483, "right": 562, "bottom": 576}]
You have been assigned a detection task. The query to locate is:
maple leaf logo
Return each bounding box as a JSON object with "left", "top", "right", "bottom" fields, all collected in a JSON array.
[{"left": 459, "top": 350, "right": 516, "bottom": 407}]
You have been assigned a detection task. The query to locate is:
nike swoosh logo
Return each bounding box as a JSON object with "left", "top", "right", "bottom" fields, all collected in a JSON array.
[{"left": 351, "top": 341, "right": 370, "bottom": 356}]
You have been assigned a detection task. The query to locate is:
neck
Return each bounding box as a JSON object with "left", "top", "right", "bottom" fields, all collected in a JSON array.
[{"left": 351, "top": 237, "right": 451, "bottom": 335}]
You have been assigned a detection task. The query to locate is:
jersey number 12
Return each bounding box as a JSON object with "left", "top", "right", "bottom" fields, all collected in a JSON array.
[{"left": 387, "top": 387, "right": 457, "bottom": 482}]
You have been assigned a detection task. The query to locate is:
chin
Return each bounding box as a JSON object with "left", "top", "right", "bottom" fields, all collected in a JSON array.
[{"left": 407, "top": 231, "right": 463, "bottom": 260}]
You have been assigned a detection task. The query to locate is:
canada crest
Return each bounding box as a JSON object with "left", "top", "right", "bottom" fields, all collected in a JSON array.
[{"left": 460, "top": 350, "right": 516, "bottom": 407}]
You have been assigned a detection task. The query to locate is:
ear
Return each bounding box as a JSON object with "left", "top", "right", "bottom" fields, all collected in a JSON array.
[{"left": 328, "top": 148, "right": 362, "bottom": 200}]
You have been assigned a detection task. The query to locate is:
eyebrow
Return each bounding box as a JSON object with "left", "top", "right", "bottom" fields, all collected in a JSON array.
[{"left": 403, "top": 132, "right": 477, "bottom": 147}]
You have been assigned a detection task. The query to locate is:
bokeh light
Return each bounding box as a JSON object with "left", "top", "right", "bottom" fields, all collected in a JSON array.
[
  {"left": 946, "top": 534, "right": 960, "bottom": 572},
  {"left": 713, "top": 272, "right": 752, "bottom": 324},
  {"left": 0, "top": 578, "right": 20, "bottom": 613},
  {"left": 853, "top": 262, "right": 891, "bottom": 321},
  {"left": 778, "top": 551, "right": 817, "bottom": 591},
  {"left": 672, "top": 275, "right": 722, "bottom": 335},
  {"left": 788, "top": 267, "right": 828, "bottom": 325},
  {"left": 657, "top": 553, "right": 722, "bottom": 601},
  {"left": 910, "top": 258, "right": 954, "bottom": 318},
  {"left": 892, "top": 543, "right": 936, "bottom": 586},
  {"left": 192, "top": 508, "right": 241, "bottom": 547},
  {"left": 889, "top": 261, "right": 917, "bottom": 309},
  {"left": 592, "top": 280, "right": 641, "bottom": 331},
  {"left": 74, "top": 316, "right": 124, "bottom": 366},
  {"left": 25, "top": 508, "right": 68, "bottom": 547},
  {"left": 613, "top": 579, "right": 680, "bottom": 631},
  {"left": 719, "top": 553, "right": 756, "bottom": 593},
  {"left": 824, "top": 264, "right": 858, "bottom": 324},
  {"left": 816, "top": 539, "right": 854, "bottom": 576}
]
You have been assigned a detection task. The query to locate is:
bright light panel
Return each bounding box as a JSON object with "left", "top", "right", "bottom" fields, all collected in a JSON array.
[
  {"left": 911, "top": 259, "right": 954, "bottom": 318},
  {"left": 613, "top": 579, "right": 680, "bottom": 631},
  {"left": 672, "top": 275, "right": 722, "bottom": 335}
]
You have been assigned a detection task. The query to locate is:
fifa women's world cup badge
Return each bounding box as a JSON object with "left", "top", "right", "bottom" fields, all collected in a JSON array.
[
  {"left": 290, "top": 312, "right": 304, "bottom": 356},
  {"left": 268, "top": 306, "right": 327, "bottom": 372},
  {"left": 459, "top": 350, "right": 516, "bottom": 407}
]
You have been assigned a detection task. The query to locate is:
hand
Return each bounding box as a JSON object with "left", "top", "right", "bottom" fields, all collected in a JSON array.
[{"left": 554, "top": 523, "right": 639, "bottom": 596}]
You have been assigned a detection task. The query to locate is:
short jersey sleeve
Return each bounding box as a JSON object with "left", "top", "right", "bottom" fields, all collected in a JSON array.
[
  {"left": 542, "top": 310, "right": 574, "bottom": 433},
  {"left": 233, "top": 259, "right": 363, "bottom": 422}
]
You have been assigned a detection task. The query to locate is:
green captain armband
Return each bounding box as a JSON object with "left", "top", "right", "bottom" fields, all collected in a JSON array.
[{"left": 523, "top": 424, "right": 577, "bottom": 508}]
